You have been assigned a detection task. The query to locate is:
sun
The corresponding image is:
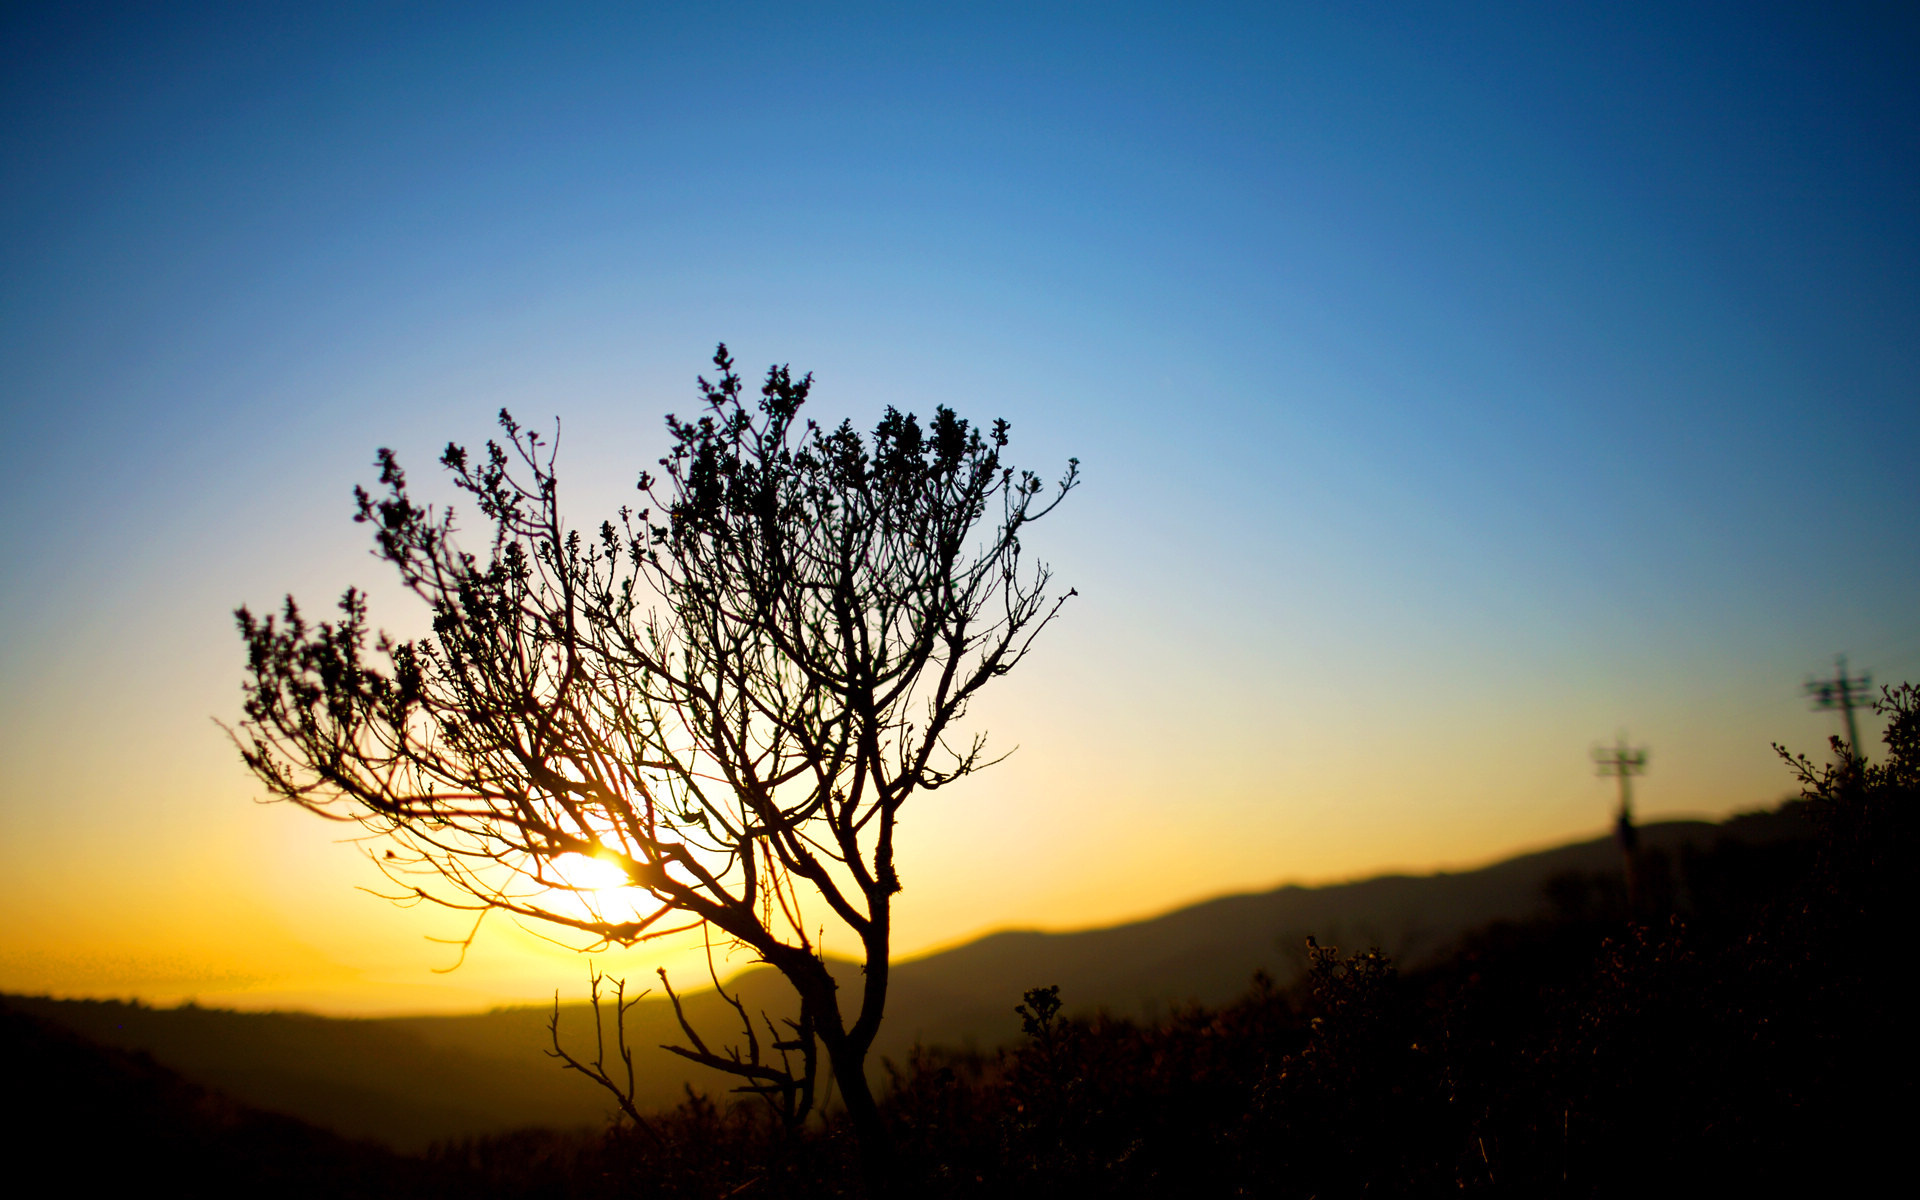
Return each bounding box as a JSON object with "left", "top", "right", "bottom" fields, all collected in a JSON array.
[{"left": 547, "top": 851, "right": 632, "bottom": 907}]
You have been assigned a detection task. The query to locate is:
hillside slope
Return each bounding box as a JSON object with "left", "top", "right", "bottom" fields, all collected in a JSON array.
[
  {"left": 0, "top": 1003, "right": 428, "bottom": 1195},
  {"left": 10, "top": 807, "right": 1807, "bottom": 1146},
  {"left": 878, "top": 807, "right": 1807, "bottom": 1054}
]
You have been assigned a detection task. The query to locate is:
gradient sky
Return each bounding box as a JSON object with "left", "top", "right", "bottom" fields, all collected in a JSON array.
[{"left": 3, "top": 2, "right": 1916, "bottom": 1014}]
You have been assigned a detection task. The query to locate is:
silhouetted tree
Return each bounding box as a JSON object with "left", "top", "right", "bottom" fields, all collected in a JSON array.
[{"left": 233, "top": 344, "right": 1077, "bottom": 1192}]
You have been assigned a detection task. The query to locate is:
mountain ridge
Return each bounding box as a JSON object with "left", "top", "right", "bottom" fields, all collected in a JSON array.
[{"left": 6, "top": 805, "right": 1809, "bottom": 1149}]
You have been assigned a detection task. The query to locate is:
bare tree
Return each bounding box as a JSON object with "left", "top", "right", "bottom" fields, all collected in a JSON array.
[{"left": 233, "top": 345, "right": 1076, "bottom": 1190}]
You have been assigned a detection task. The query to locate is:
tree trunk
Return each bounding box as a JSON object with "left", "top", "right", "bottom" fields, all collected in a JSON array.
[
  {"left": 826, "top": 1034, "right": 896, "bottom": 1198},
  {"left": 779, "top": 948, "right": 897, "bottom": 1197}
]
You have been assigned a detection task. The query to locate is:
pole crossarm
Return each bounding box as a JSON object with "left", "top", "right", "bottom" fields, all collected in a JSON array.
[
  {"left": 1592, "top": 732, "right": 1649, "bottom": 908},
  {"left": 1806, "top": 654, "right": 1873, "bottom": 762}
]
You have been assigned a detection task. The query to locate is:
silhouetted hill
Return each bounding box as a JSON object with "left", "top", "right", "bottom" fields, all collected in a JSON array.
[
  {"left": 8, "top": 806, "right": 1809, "bottom": 1148},
  {"left": 0, "top": 1002, "right": 430, "bottom": 1197},
  {"left": 878, "top": 806, "right": 1810, "bottom": 1055},
  {"left": 0, "top": 993, "right": 614, "bottom": 1151}
]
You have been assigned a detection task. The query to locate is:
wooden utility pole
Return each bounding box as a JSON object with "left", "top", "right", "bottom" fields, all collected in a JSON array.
[
  {"left": 1593, "top": 734, "right": 1649, "bottom": 913},
  {"left": 1805, "top": 654, "right": 1873, "bottom": 764}
]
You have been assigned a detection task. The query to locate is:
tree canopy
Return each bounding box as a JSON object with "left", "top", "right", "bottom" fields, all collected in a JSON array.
[{"left": 234, "top": 345, "right": 1077, "bottom": 1182}]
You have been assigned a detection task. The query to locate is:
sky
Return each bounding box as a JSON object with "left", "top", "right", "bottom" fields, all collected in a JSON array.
[{"left": 2, "top": 1, "right": 1916, "bottom": 1014}]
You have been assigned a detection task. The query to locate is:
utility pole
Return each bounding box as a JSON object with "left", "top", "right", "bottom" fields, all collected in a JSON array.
[
  {"left": 1593, "top": 734, "right": 1649, "bottom": 913},
  {"left": 1805, "top": 654, "right": 1873, "bottom": 765}
]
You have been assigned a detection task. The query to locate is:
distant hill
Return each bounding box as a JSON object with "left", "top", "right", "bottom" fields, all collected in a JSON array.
[
  {"left": 7, "top": 806, "right": 1808, "bottom": 1149},
  {"left": 0, "top": 1003, "right": 426, "bottom": 1196},
  {"left": 1, "top": 991, "right": 613, "bottom": 1150},
  {"left": 876, "top": 806, "right": 1808, "bottom": 1054}
]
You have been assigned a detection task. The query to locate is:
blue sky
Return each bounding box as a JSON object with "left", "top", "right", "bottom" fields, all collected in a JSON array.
[{"left": 3, "top": 2, "right": 1915, "bottom": 1010}]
